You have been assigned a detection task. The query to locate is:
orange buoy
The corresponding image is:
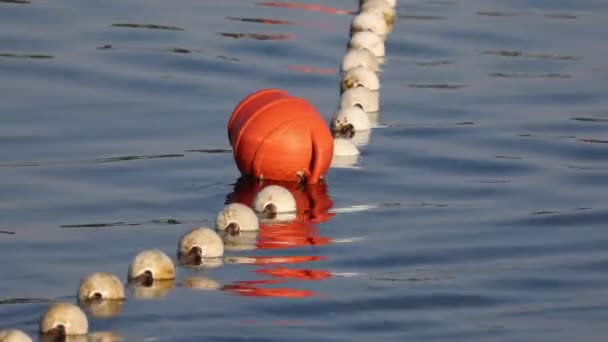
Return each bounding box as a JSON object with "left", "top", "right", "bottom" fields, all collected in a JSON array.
[{"left": 228, "top": 89, "right": 334, "bottom": 184}]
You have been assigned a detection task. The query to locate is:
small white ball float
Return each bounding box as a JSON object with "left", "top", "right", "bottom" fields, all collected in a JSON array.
[
  {"left": 361, "top": 0, "right": 397, "bottom": 8},
  {"left": 331, "top": 138, "right": 361, "bottom": 168},
  {"left": 348, "top": 31, "right": 385, "bottom": 59},
  {"left": 361, "top": 0, "right": 396, "bottom": 30},
  {"left": 0, "top": 329, "right": 32, "bottom": 342},
  {"left": 333, "top": 138, "right": 360, "bottom": 157},
  {"left": 219, "top": 232, "right": 258, "bottom": 251},
  {"left": 78, "top": 272, "right": 125, "bottom": 301},
  {"left": 351, "top": 10, "right": 389, "bottom": 40},
  {"left": 331, "top": 106, "right": 371, "bottom": 138},
  {"left": 39, "top": 302, "right": 88, "bottom": 339},
  {"left": 341, "top": 66, "right": 380, "bottom": 93},
  {"left": 77, "top": 272, "right": 125, "bottom": 318},
  {"left": 215, "top": 202, "right": 259, "bottom": 235},
  {"left": 340, "top": 87, "right": 380, "bottom": 113},
  {"left": 341, "top": 48, "right": 379, "bottom": 73},
  {"left": 177, "top": 227, "right": 224, "bottom": 266},
  {"left": 127, "top": 249, "right": 176, "bottom": 286},
  {"left": 253, "top": 185, "right": 297, "bottom": 222}
]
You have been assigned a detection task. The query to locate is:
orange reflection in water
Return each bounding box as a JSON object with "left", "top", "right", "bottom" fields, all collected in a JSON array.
[
  {"left": 257, "top": 221, "right": 332, "bottom": 250},
  {"left": 257, "top": 2, "right": 354, "bottom": 15},
  {"left": 224, "top": 279, "right": 316, "bottom": 298},
  {"left": 226, "top": 16, "right": 333, "bottom": 29},
  {"left": 223, "top": 178, "right": 336, "bottom": 299},
  {"left": 287, "top": 65, "right": 337, "bottom": 75},
  {"left": 256, "top": 266, "right": 331, "bottom": 281},
  {"left": 251, "top": 255, "right": 326, "bottom": 265},
  {"left": 226, "top": 178, "right": 335, "bottom": 224}
]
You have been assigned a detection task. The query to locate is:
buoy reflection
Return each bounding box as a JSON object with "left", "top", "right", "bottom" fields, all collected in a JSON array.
[
  {"left": 226, "top": 177, "right": 335, "bottom": 224},
  {"left": 256, "top": 2, "right": 353, "bottom": 15}
]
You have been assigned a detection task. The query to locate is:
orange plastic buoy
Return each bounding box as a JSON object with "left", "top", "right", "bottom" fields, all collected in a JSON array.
[{"left": 228, "top": 89, "right": 334, "bottom": 184}]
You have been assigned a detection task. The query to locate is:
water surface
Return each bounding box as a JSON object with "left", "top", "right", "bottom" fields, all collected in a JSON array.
[{"left": 1, "top": 0, "right": 608, "bottom": 341}]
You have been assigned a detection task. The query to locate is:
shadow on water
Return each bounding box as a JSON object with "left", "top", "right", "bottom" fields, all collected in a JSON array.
[
  {"left": 96, "top": 44, "right": 242, "bottom": 63},
  {"left": 0, "top": 153, "right": 184, "bottom": 168},
  {"left": 217, "top": 32, "right": 293, "bottom": 41},
  {"left": 489, "top": 72, "right": 572, "bottom": 79},
  {"left": 0, "top": 53, "right": 54, "bottom": 59},
  {"left": 407, "top": 83, "right": 468, "bottom": 89},
  {"left": 570, "top": 117, "right": 608, "bottom": 123},
  {"left": 60, "top": 217, "right": 192, "bottom": 229},
  {"left": 481, "top": 50, "right": 582, "bottom": 61},
  {"left": 111, "top": 23, "right": 184, "bottom": 31},
  {"left": 0, "top": 298, "right": 54, "bottom": 306},
  {"left": 398, "top": 14, "right": 447, "bottom": 20},
  {"left": 0, "top": 0, "right": 30, "bottom": 4},
  {"left": 476, "top": 10, "right": 579, "bottom": 19}
]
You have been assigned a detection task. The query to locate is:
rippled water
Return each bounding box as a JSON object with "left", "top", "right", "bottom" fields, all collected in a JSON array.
[{"left": 1, "top": 0, "right": 608, "bottom": 340}]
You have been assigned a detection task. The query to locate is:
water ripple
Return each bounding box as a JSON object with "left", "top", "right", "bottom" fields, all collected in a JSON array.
[
  {"left": 0, "top": 153, "right": 184, "bottom": 168},
  {"left": 407, "top": 83, "right": 468, "bottom": 89},
  {"left": 570, "top": 117, "right": 608, "bottom": 123},
  {"left": 111, "top": 23, "right": 184, "bottom": 31},
  {"left": 482, "top": 50, "right": 581, "bottom": 61},
  {"left": 490, "top": 72, "right": 572, "bottom": 79},
  {"left": 261, "top": 293, "right": 506, "bottom": 316},
  {"left": 217, "top": 32, "right": 293, "bottom": 41},
  {"left": 0, "top": 0, "right": 29, "bottom": 3},
  {"left": 398, "top": 14, "right": 447, "bottom": 20},
  {"left": 0, "top": 52, "right": 54, "bottom": 59}
]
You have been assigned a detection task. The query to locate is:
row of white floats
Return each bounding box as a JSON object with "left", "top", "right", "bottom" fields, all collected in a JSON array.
[{"left": 331, "top": 0, "right": 397, "bottom": 166}]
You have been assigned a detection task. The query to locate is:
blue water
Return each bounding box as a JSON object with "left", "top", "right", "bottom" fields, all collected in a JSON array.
[{"left": 1, "top": 0, "right": 608, "bottom": 340}]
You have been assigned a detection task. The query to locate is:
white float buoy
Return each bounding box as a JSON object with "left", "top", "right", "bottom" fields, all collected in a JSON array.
[
  {"left": 348, "top": 31, "right": 385, "bottom": 59},
  {"left": 253, "top": 185, "right": 297, "bottom": 222},
  {"left": 361, "top": 0, "right": 396, "bottom": 30},
  {"left": 341, "top": 48, "right": 380, "bottom": 73},
  {"left": 78, "top": 272, "right": 125, "bottom": 301},
  {"left": 39, "top": 302, "right": 89, "bottom": 337},
  {"left": 333, "top": 138, "right": 360, "bottom": 157},
  {"left": 0, "top": 329, "right": 32, "bottom": 342},
  {"left": 331, "top": 106, "right": 371, "bottom": 136},
  {"left": 215, "top": 203, "right": 259, "bottom": 235},
  {"left": 351, "top": 11, "right": 389, "bottom": 39},
  {"left": 341, "top": 66, "right": 380, "bottom": 92},
  {"left": 128, "top": 249, "right": 176, "bottom": 283},
  {"left": 178, "top": 227, "right": 224, "bottom": 265},
  {"left": 340, "top": 87, "right": 380, "bottom": 113}
]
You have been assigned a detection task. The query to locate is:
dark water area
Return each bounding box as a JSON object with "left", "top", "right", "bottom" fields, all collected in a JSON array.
[{"left": 1, "top": 0, "right": 608, "bottom": 341}]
